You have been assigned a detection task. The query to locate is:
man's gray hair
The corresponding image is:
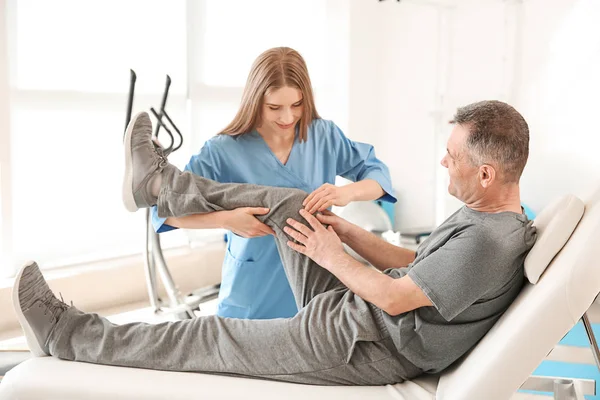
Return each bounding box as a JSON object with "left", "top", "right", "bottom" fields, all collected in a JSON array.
[{"left": 450, "top": 100, "right": 529, "bottom": 183}]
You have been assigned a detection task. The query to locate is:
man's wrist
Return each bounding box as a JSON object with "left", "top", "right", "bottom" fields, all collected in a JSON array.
[
  {"left": 322, "top": 251, "right": 354, "bottom": 272},
  {"left": 343, "top": 223, "right": 360, "bottom": 243}
]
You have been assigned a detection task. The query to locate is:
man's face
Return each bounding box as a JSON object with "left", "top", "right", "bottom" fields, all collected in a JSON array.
[{"left": 440, "top": 124, "right": 481, "bottom": 202}]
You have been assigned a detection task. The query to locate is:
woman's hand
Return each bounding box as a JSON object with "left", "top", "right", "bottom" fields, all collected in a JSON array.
[
  {"left": 284, "top": 209, "right": 348, "bottom": 270},
  {"left": 302, "top": 184, "right": 353, "bottom": 214},
  {"left": 222, "top": 207, "right": 276, "bottom": 238}
]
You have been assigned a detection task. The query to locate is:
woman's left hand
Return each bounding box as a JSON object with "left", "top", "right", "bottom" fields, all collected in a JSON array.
[{"left": 303, "top": 183, "right": 353, "bottom": 214}]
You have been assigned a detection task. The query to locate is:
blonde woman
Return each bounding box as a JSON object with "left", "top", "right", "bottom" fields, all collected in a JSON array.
[{"left": 152, "top": 47, "right": 395, "bottom": 319}]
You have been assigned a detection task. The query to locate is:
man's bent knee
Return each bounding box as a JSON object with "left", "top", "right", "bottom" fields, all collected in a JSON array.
[{"left": 264, "top": 189, "right": 309, "bottom": 229}]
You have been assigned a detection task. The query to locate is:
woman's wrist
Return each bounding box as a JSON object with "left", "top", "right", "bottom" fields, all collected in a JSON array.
[
  {"left": 346, "top": 180, "right": 384, "bottom": 202},
  {"left": 341, "top": 184, "right": 357, "bottom": 203},
  {"left": 218, "top": 210, "right": 233, "bottom": 230}
]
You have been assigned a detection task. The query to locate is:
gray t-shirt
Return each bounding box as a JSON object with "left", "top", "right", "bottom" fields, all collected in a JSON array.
[{"left": 383, "top": 206, "right": 536, "bottom": 374}]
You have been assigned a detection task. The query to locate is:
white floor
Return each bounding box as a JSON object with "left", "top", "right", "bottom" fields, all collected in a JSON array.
[
  {"left": 0, "top": 298, "right": 219, "bottom": 352},
  {"left": 106, "top": 298, "right": 219, "bottom": 324}
]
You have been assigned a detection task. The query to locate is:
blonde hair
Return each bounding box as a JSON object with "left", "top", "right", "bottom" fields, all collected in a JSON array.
[{"left": 219, "top": 47, "right": 320, "bottom": 142}]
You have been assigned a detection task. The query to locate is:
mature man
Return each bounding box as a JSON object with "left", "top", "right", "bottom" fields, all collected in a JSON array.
[{"left": 14, "top": 100, "right": 536, "bottom": 385}]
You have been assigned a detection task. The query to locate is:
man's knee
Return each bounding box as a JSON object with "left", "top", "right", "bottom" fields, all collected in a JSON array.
[
  {"left": 278, "top": 189, "right": 308, "bottom": 217},
  {"left": 266, "top": 188, "right": 308, "bottom": 227}
]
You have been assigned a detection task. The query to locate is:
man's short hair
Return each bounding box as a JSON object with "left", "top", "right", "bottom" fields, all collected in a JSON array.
[{"left": 450, "top": 100, "right": 529, "bottom": 183}]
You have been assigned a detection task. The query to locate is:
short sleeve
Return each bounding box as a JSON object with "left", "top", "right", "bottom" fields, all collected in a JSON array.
[
  {"left": 407, "top": 229, "right": 501, "bottom": 321},
  {"left": 152, "top": 140, "right": 221, "bottom": 233},
  {"left": 330, "top": 122, "right": 396, "bottom": 203}
]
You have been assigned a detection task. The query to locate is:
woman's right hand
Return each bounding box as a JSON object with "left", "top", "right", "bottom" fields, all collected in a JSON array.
[
  {"left": 315, "top": 210, "right": 354, "bottom": 241},
  {"left": 222, "top": 207, "right": 276, "bottom": 238}
]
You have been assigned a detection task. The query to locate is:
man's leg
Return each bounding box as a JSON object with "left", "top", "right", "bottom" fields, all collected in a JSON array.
[
  {"left": 123, "top": 111, "right": 344, "bottom": 308},
  {"left": 160, "top": 166, "right": 344, "bottom": 309},
  {"left": 15, "top": 262, "right": 417, "bottom": 385}
]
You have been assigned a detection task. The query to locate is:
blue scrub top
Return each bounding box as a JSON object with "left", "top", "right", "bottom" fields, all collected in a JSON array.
[{"left": 152, "top": 119, "right": 396, "bottom": 319}]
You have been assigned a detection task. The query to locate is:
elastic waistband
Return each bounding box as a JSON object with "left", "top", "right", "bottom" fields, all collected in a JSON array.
[
  {"left": 367, "top": 301, "right": 390, "bottom": 341},
  {"left": 367, "top": 302, "right": 422, "bottom": 380}
]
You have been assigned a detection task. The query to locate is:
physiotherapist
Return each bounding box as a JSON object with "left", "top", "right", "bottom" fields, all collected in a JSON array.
[{"left": 152, "top": 47, "right": 396, "bottom": 319}]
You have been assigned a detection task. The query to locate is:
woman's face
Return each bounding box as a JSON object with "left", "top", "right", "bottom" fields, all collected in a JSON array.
[{"left": 261, "top": 86, "right": 304, "bottom": 135}]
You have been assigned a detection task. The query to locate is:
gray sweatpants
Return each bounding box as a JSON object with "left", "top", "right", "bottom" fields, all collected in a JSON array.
[{"left": 48, "top": 166, "right": 420, "bottom": 385}]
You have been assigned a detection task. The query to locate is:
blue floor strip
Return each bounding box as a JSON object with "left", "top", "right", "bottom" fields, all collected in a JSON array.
[{"left": 519, "top": 321, "right": 600, "bottom": 399}]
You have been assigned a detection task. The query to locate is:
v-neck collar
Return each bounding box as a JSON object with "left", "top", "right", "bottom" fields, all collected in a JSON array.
[
  {"left": 252, "top": 129, "right": 298, "bottom": 167},
  {"left": 246, "top": 129, "right": 313, "bottom": 193}
]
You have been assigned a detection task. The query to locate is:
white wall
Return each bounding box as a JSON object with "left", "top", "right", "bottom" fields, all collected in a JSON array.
[
  {"left": 438, "top": 1, "right": 517, "bottom": 221},
  {"left": 517, "top": 0, "right": 600, "bottom": 212},
  {"left": 0, "top": 0, "right": 13, "bottom": 278},
  {"left": 349, "top": 0, "right": 441, "bottom": 231},
  {"left": 349, "top": 0, "right": 514, "bottom": 230},
  {"left": 348, "top": 0, "right": 600, "bottom": 230}
]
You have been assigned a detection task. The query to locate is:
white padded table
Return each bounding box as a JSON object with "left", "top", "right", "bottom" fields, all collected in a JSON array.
[{"left": 0, "top": 357, "right": 438, "bottom": 400}]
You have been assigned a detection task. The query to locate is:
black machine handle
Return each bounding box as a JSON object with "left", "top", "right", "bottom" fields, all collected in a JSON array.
[
  {"left": 124, "top": 71, "right": 183, "bottom": 155},
  {"left": 153, "top": 75, "right": 171, "bottom": 139},
  {"left": 124, "top": 69, "right": 137, "bottom": 137}
]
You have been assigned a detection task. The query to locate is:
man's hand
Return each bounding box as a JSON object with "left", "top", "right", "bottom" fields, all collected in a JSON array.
[
  {"left": 222, "top": 207, "right": 276, "bottom": 238},
  {"left": 284, "top": 209, "right": 348, "bottom": 269},
  {"left": 315, "top": 210, "right": 355, "bottom": 241},
  {"left": 302, "top": 184, "right": 353, "bottom": 214}
]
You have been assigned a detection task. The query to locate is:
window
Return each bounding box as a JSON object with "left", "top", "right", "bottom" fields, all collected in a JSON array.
[
  {"left": 6, "top": 0, "right": 190, "bottom": 273},
  {"left": 2, "top": 0, "right": 350, "bottom": 276},
  {"left": 200, "top": 0, "right": 328, "bottom": 88},
  {"left": 188, "top": 0, "right": 349, "bottom": 146},
  {"left": 12, "top": 0, "right": 187, "bottom": 94}
]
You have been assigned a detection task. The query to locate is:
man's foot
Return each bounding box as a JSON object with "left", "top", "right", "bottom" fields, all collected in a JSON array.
[
  {"left": 12, "top": 261, "right": 70, "bottom": 357},
  {"left": 122, "top": 111, "right": 167, "bottom": 212}
]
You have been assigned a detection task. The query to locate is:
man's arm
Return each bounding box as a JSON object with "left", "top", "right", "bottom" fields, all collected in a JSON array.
[
  {"left": 325, "top": 252, "right": 432, "bottom": 315},
  {"left": 316, "top": 211, "right": 416, "bottom": 271},
  {"left": 342, "top": 224, "right": 416, "bottom": 271},
  {"left": 285, "top": 210, "right": 432, "bottom": 316}
]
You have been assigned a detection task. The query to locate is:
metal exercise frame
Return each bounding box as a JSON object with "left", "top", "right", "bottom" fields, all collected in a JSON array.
[
  {"left": 517, "top": 310, "right": 600, "bottom": 399},
  {"left": 124, "top": 70, "right": 219, "bottom": 319}
]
